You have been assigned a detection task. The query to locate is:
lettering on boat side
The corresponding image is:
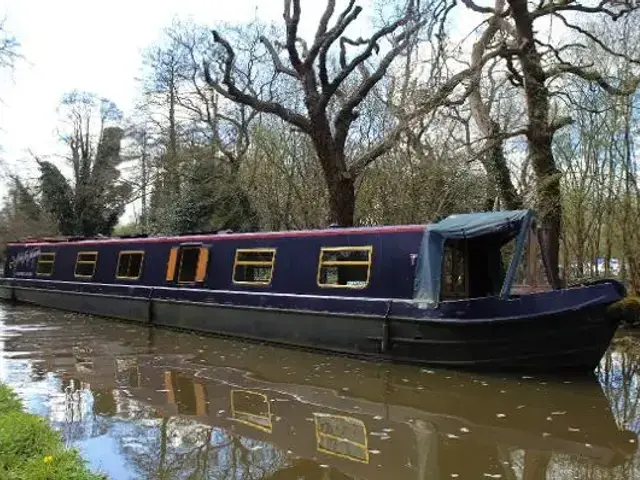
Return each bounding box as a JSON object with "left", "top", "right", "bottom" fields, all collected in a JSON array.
[{"left": 9, "top": 248, "right": 41, "bottom": 277}]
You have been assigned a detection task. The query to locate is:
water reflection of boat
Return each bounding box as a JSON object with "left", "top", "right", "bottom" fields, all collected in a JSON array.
[
  {"left": 1, "top": 310, "right": 638, "bottom": 479},
  {"left": 148, "top": 367, "right": 637, "bottom": 479}
]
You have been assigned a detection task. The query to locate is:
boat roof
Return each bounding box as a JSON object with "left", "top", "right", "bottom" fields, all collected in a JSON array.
[
  {"left": 7, "top": 223, "right": 427, "bottom": 247},
  {"left": 425, "top": 209, "right": 533, "bottom": 239},
  {"left": 414, "top": 209, "right": 535, "bottom": 304}
]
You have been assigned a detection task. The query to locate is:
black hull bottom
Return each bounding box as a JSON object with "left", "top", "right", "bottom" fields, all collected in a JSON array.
[{"left": 1, "top": 285, "right": 620, "bottom": 372}]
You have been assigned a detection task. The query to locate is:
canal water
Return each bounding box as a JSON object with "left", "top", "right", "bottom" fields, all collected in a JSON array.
[{"left": 0, "top": 304, "right": 639, "bottom": 480}]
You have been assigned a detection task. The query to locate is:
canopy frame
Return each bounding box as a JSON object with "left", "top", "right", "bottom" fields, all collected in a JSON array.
[{"left": 413, "top": 210, "right": 536, "bottom": 306}]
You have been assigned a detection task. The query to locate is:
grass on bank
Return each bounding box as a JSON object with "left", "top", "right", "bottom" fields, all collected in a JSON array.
[{"left": 0, "top": 384, "right": 105, "bottom": 480}]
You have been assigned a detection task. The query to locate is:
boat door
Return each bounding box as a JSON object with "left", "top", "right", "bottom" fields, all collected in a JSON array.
[
  {"left": 165, "top": 243, "right": 210, "bottom": 286},
  {"left": 441, "top": 240, "right": 469, "bottom": 300}
]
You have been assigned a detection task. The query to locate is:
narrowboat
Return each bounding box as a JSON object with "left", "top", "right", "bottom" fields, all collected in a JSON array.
[{"left": 0, "top": 209, "right": 626, "bottom": 371}]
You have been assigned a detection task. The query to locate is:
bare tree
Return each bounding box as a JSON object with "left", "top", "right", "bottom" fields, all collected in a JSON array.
[
  {"left": 167, "top": 22, "right": 262, "bottom": 173},
  {"left": 141, "top": 40, "right": 190, "bottom": 198},
  {"left": 461, "top": 0, "right": 640, "bottom": 287},
  {"left": 204, "top": 0, "right": 430, "bottom": 226},
  {"left": 0, "top": 17, "right": 19, "bottom": 72}
]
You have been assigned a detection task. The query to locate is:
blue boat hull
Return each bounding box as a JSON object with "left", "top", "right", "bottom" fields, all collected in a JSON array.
[{"left": 0, "top": 278, "right": 624, "bottom": 371}]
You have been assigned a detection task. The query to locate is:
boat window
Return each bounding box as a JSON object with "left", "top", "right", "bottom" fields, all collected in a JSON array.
[
  {"left": 178, "top": 247, "right": 202, "bottom": 283},
  {"left": 313, "top": 413, "right": 369, "bottom": 464},
  {"left": 36, "top": 253, "right": 56, "bottom": 276},
  {"left": 231, "top": 389, "right": 273, "bottom": 433},
  {"left": 317, "top": 246, "right": 372, "bottom": 289},
  {"left": 74, "top": 252, "right": 98, "bottom": 279},
  {"left": 441, "top": 242, "right": 467, "bottom": 299},
  {"left": 503, "top": 230, "right": 550, "bottom": 295},
  {"left": 233, "top": 249, "right": 276, "bottom": 286},
  {"left": 116, "top": 251, "right": 145, "bottom": 280}
]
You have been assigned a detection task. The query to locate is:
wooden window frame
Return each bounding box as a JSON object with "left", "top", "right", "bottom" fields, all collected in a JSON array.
[
  {"left": 166, "top": 247, "right": 179, "bottom": 282},
  {"left": 232, "top": 248, "right": 276, "bottom": 286},
  {"left": 317, "top": 246, "right": 373, "bottom": 289},
  {"left": 36, "top": 252, "right": 56, "bottom": 277},
  {"left": 74, "top": 251, "right": 98, "bottom": 279},
  {"left": 115, "top": 250, "right": 145, "bottom": 281},
  {"left": 177, "top": 246, "right": 202, "bottom": 284}
]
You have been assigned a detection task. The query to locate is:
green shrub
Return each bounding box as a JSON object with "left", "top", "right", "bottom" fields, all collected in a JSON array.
[
  {"left": 0, "top": 383, "right": 105, "bottom": 480},
  {"left": 0, "top": 385, "right": 23, "bottom": 415},
  {"left": 6, "top": 449, "right": 105, "bottom": 480},
  {"left": 0, "top": 412, "right": 61, "bottom": 469}
]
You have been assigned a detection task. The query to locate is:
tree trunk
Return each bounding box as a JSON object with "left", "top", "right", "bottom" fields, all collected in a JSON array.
[
  {"left": 469, "top": 2, "right": 523, "bottom": 212},
  {"left": 485, "top": 129, "right": 523, "bottom": 210},
  {"left": 508, "top": 0, "right": 562, "bottom": 289},
  {"left": 166, "top": 67, "right": 180, "bottom": 199},
  {"left": 140, "top": 129, "right": 149, "bottom": 232},
  {"left": 311, "top": 118, "right": 356, "bottom": 227},
  {"left": 327, "top": 174, "right": 356, "bottom": 227}
]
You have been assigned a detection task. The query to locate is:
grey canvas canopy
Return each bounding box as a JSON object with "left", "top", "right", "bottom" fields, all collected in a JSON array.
[{"left": 413, "top": 209, "right": 535, "bottom": 305}]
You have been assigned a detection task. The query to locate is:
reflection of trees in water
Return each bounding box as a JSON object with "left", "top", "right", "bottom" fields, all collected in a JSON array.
[
  {"left": 541, "top": 452, "right": 639, "bottom": 480},
  {"left": 588, "top": 336, "right": 640, "bottom": 480},
  {"left": 52, "top": 377, "right": 105, "bottom": 445},
  {"left": 121, "top": 416, "right": 289, "bottom": 480},
  {"left": 599, "top": 337, "right": 640, "bottom": 433}
]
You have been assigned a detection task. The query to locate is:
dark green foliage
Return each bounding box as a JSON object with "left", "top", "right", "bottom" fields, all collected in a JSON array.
[
  {"left": 150, "top": 148, "right": 259, "bottom": 234},
  {"left": 0, "top": 179, "right": 58, "bottom": 263},
  {"left": 38, "top": 161, "right": 75, "bottom": 235},
  {"left": 170, "top": 161, "right": 259, "bottom": 234},
  {"left": 9, "top": 179, "right": 41, "bottom": 223},
  {"left": 73, "top": 127, "right": 132, "bottom": 236},
  {"left": 38, "top": 95, "right": 132, "bottom": 238}
]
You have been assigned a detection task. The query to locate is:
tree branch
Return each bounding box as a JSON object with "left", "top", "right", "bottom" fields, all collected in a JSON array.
[
  {"left": 283, "top": 0, "right": 303, "bottom": 72},
  {"left": 259, "top": 36, "right": 297, "bottom": 77},
  {"left": 547, "top": 63, "right": 640, "bottom": 96},
  {"left": 316, "top": 2, "right": 363, "bottom": 90},
  {"left": 460, "top": 0, "right": 496, "bottom": 14},
  {"left": 314, "top": 0, "right": 336, "bottom": 46},
  {"left": 552, "top": 12, "right": 640, "bottom": 66},
  {"left": 333, "top": 18, "right": 425, "bottom": 148},
  {"left": 306, "top": 0, "right": 358, "bottom": 69},
  {"left": 348, "top": 122, "right": 406, "bottom": 177},
  {"left": 532, "top": 0, "right": 634, "bottom": 20},
  {"left": 550, "top": 115, "right": 574, "bottom": 132},
  {"left": 206, "top": 30, "right": 311, "bottom": 132},
  {"left": 415, "top": 47, "right": 509, "bottom": 115},
  {"left": 329, "top": 17, "right": 406, "bottom": 97}
]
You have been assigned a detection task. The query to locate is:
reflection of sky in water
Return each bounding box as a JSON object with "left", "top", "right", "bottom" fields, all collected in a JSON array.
[
  {"left": 1, "top": 305, "right": 640, "bottom": 479},
  {"left": 0, "top": 342, "right": 288, "bottom": 479}
]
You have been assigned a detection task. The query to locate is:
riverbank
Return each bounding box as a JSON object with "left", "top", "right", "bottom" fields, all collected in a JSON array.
[{"left": 0, "top": 383, "right": 105, "bottom": 480}]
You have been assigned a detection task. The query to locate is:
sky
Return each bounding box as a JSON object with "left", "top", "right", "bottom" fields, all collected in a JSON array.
[
  {"left": 0, "top": 0, "right": 341, "bottom": 196},
  {"left": 0, "top": 0, "right": 483, "bottom": 225}
]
